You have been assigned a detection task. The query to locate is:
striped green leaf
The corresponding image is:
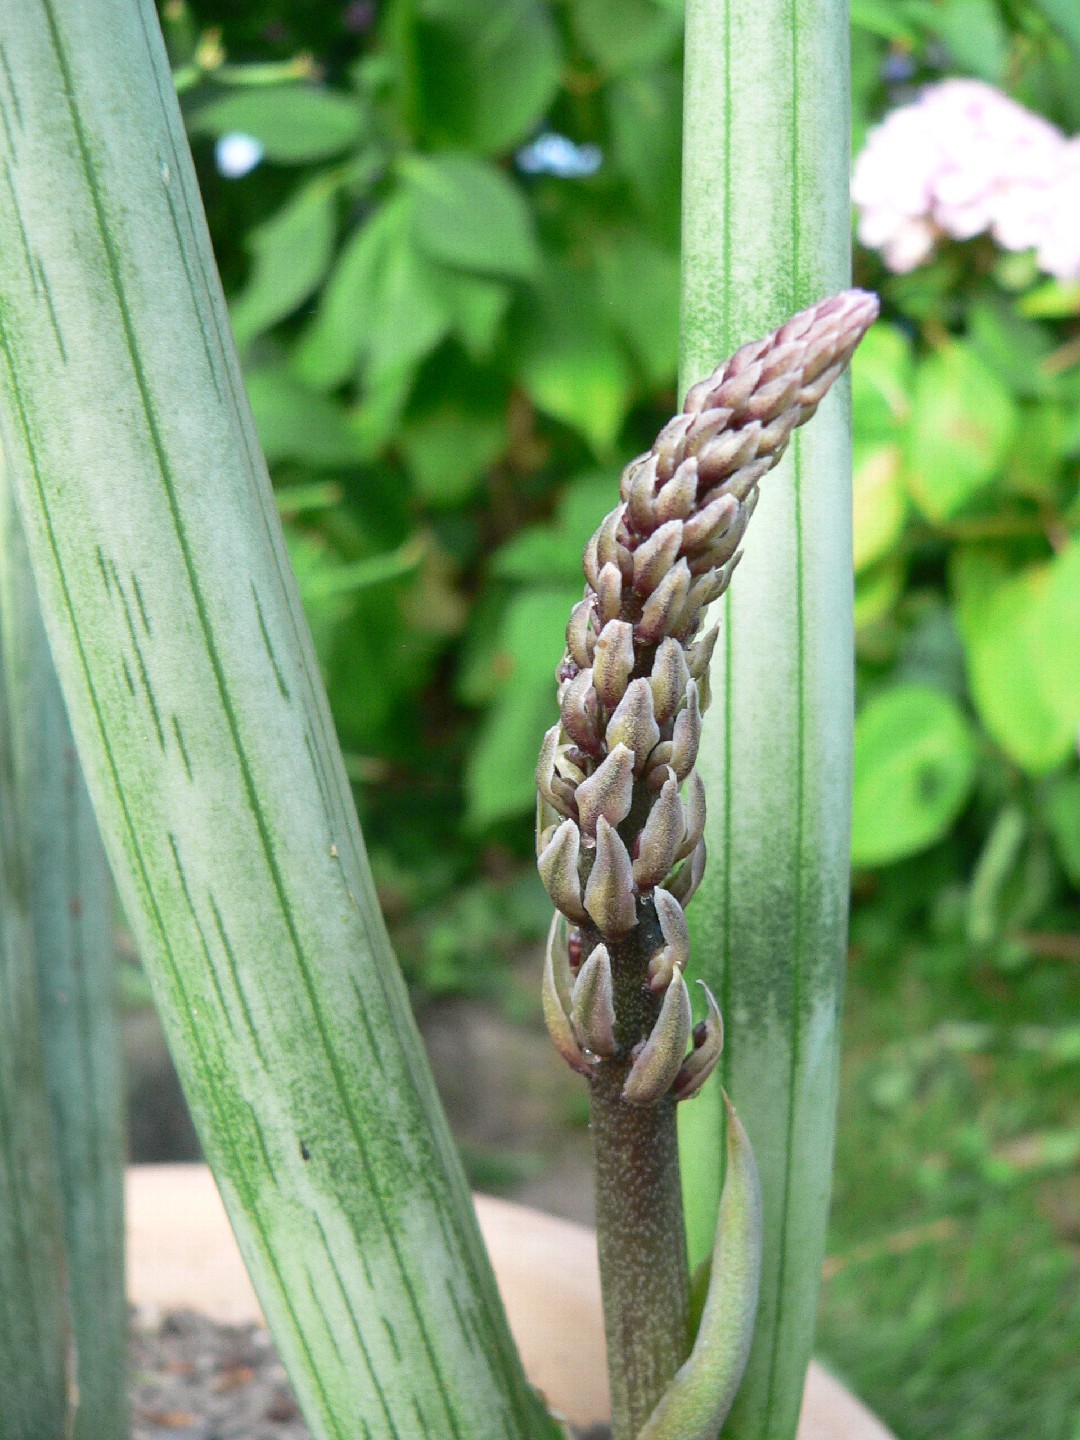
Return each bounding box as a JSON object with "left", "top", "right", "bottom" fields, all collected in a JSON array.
[
  {"left": 0, "top": 6, "right": 553, "bottom": 1439},
  {"left": 677, "top": 3, "right": 854, "bottom": 1438},
  {"left": 0, "top": 462, "right": 127, "bottom": 1440},
  {"left": 0, "top": 465, "right": 73, "bottom": 1436}
]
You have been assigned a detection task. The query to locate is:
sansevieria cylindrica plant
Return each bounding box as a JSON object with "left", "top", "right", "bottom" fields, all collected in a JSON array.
[
  {"left": 537, "top": 290, "right": 875, "bottom": 1440},
  {"left": 0, "top": 1, "right": 873, "bottom": 1438}
]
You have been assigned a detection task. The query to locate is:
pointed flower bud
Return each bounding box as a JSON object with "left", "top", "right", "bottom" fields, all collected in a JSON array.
[
  {"left": 678, "top": 770, "right": 707, "bottom": 861},
  {"left": 559, "top": 669, "right": 602, "bottom": 755},
  {"left": 536, "top": 723, "right": 577, "bottom": 819},
  {"left": 575, "top": 744, "right": 635, "bottom": 839},
  {"left": 542, "top": 914, "right": 595, "bottom": 1077},
  {"left": 623, "top": 971, "right": 692, "bottom": 1107},
  {"left": 667, "top": 838, "right": 706, "bottom": 907},
  {"left": 647, "top": 886, "right": 690, "bottom": 992},
  {"left": 566, "top": 598, "right": 597, "bottom": 669},
  {"left": 654, "top": 457, "right": 699, "bottom": 523},
  {"left": 584, "top": 816, "right": 637, "bottom": 936},
  {"left": 674, "top": 982, "right": 725, "bottom": 1100},
  {"left": 649, "top": 638, "right": 690, "bottom": 728},
  {"left": 637, "top": 558, "right": 691, "bottom": 643},
  {"left": 596, "top": 562, "right": 623, "bottom": 625},
  {"left": 679, "top": 575, "right": 721, "bottom": 636},
  {"left": 687, "top": 623, "right": 719, "bottom": 680},
  {"left": 632, "top": 519, "right": 684, "bottom": 596},
  {"left": 670, "top": 681, "right": 702, "bottom": 780},
  {"left": 625, "top": 452, "right": 660, "bottom": 533},
  {"left": 633, "top": 774, "right": 684, "bottom": 890},
  {"left": 595, "top": 505, "right": 632, "bottom": 581},
  {"left": 538, "top": 818, "right": 588, "bottom": 923},
  {"left": 592, "top": 619, "right": 635, "bottom": 708},
  {"left": 570, "top": 944, "right": 618, "bottom": 1058},
  {"left": 682, "top": 491, "right": 740, "bottom": 555},
  {"left": 605, "top": 679, "right": 660, "bottom": 774}
]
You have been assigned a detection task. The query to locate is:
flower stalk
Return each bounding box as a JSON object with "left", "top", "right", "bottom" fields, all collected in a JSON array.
[{"left": 537, "top": 293, "right": 876, "bottom": 1440}]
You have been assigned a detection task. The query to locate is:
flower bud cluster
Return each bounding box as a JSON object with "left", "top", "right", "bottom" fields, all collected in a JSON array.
[
  {"left": 852, "top": 79, "right": 1080, "bottom": 280},
  {"left": 537, "top": 290, "right": 878, "bottom": 1107}
]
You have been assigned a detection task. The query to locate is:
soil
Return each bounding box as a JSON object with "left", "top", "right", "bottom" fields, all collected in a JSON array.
[
  {"left": 130, "top": 1308, "right": 307, "bottom": 1440},
  {"left": 130, "top": 1307, "right": 611, "bottom": 1439}
]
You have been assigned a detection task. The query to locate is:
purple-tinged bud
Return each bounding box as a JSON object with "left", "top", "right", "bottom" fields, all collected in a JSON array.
[
  {"left": 670, "top": 681, "right": 702, "bottom": 780},
  {"left": 632, "top": 519, "right": 684, "bottom": 596},
  {"left": 653, "top": 412, "right": 694, "bottom": 481},
  {"left": 566, "top": 599, "right": 597, "bottom": 669},
  {"left": 647, "top": 886, "right": 690, "bottom": 991},
  {"left": 637, "top": 558, "right": 691, "bottom": 643},
  {"left": 654, "top": 458, "right": 699, "bottom": 523},
  {"left": 584, "top": 817, "right": 637, "bottom": 936},
  {"left": 713, "top": 361, "right": 764, "bottom": 412},
  {"left": 576, "top": 744, "right": 635, "bottom": 838},
  {"left": 689, "top": 505, "right": 749, "bottom": 574},
  {"left": 570, "top": 944, "right": 618, "bottom": 1058},
  {"left": 678, "top": 770, "right": 707, "bottom": 862},
  {"left": 542, "top": 914, "right": 595, "bottom": 1077},
  {"left": 649, "top": 639, "right": 690, "bottom": 728},
  {"left": 667, "top": 838, "right": 706, "bottom": 906},
  {"left": 620, "top": 449, "right": 652, "bottom": 503},
  {"left": 696, "top": 423, "right": 760, "bottom": 483},
  {"left": 583, "top": 530, "right": 601, "bottom": 590},
  {"left": 687, "top": 624, "right": 720, "bottom": 681},
  {"left": 592, "top": 619, "right": 635, "bottom": 708},
  {"left": 625, "top": 453, "right": 660, "bottom": 533},
  {"left": 684, "top": 406, "right": 736, "bottom": 458},
  {"left": 633, "top": 773, "right": 684, "bottom": 889},
  {"left": 537, "top": 724, "right": 578, "bottom": 819},
  {"left": 742, "top": 370, "right": 802, "bottom": 424},
  {"left": 623, "top": 971, "right": 692, "bottom": 1107},
  {"left": 725, "top": 334, "right": 770, "bottom": 376},
  {"left": 606, "top": 679, "right": 660, "bottom": 774},
  {"left": 678, "top": 569, "right": 728, "bottom": 636},
  {"left": 674, "top": 982, "right": 725, "bottom": 1100},
  {"left": 759, "top": 340, "right": 805, "bottom": 384},
  {"left": 595, "top": 505, "right": 633, "bottom": 582},
  {"left": 644, "top": 741, "right": 673, "bottom": 787},
  {"left": 757, "top": 410, "right": 800, "bottom": 453},
  {"left": 560, "top": 669, "right": 602, "bottom": 755},
  {"left": 723, "top": 455, "right": 773, "bottom": 503},
  {"left": 682, "top": 492, "right": 740, "bottom": 554},
  {"left": 538, "top": 818, "right": 588, "bottom": 923},
  {"left": 596, "top": 562, "right": 623, "bottom": 625}
]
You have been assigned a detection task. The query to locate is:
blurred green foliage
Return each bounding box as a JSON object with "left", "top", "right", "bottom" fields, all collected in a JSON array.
[{"left": 165, "top": 0, "right": 1078, "bottom": 985}]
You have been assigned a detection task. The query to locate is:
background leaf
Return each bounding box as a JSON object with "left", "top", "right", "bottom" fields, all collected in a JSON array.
[
  {"left": 230, "top": 181, "right": 337, "bottom": 344},
  {"left": 404, "top": 154, "right": 540, "bottom": 279},
  {"left": 906, "top": 341, "right": 1018, "bottom": 520},
  {"left": 189, "top": 85, "right": 368, "bottom": 162},
  {"left": 852, "top": 684, "right": 979, "bottom": 866}
]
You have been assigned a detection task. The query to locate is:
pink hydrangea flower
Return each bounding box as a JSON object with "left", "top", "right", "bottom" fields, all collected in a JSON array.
[{"left": 852, "top": 79, "right": 1080, "bottom": 280}]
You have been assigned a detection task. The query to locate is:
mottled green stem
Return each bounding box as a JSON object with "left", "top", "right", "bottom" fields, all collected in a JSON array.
[
  {"left": 0, "top": 464, "right": 127, "bottom": 1440},
  {"left": 677, "top": 1, "right": 854, "bottom": 1438},
  {"left": 0, "top": 473, "right": 73, "bottom": 1439},
  {"left": 0, "top": 6, "right": 553, "bottom": 1438},
  {"left": 591, "top": 910, "right": 689, "bottom": 1440}
]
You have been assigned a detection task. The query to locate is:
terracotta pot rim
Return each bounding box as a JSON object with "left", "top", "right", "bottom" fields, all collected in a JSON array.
[{"left": 125, "top": 1163, "right": 895, "bottom": 1440}]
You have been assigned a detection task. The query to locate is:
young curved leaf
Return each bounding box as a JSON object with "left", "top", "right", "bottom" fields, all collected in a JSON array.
[{"left": 678, "top": 2, "right": 855, "bottom": 1436}]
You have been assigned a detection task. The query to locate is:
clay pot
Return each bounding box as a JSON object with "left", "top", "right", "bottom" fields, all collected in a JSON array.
[{"left": 126, "top": 1165, "right": 895, "bottom": 1440}]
